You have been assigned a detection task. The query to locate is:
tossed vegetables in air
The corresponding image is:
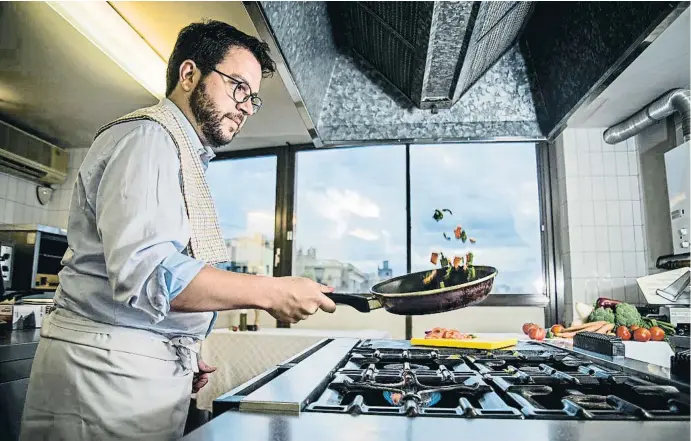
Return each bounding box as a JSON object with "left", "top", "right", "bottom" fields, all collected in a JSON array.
[
  {"left": 424, "top": 209, "right": 479, "bottom": 288},
  {"left": 433, "top": 208, "right": 453, "bottom": 221}
]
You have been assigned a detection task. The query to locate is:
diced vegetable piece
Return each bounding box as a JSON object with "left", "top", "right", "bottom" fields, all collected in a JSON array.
[
  {"left": 442, "top": 208, "right": 453, "bottom": 215},
  {"left": 443, "top": 232, "right": 451, "bottom": 241},
  {"left": 460, "top": 230, "right": 467, "bottom": 243},
  {"left": 466, "top": 252, "right": 474, "bottom": 265},
  {"left": 433, "top": 210, "right": 444, "bottom": 221},
  {"left": 453, "top": 256, "right": 462, "bottom": 269},
  {"left": 423, "top": 270, "right": 437, "bottom": 285},
  {"left": 440, "top": 253, "right": 449, "bottom": 267},
  {"left": 430, "top": 252, "right": 439, "bottom": 265},
  {"left": 454, "top": 226, "right": 463, "bottom": 239},
  {"left": 469, "top": 237, "right": 476, "bottom": 244}
]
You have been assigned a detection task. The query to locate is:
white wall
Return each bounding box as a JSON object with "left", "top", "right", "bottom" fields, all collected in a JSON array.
[
  {"left": 0, "top": 148, "right": 89, "bottom": 228},
  {"left": 554, "top": 128, "right": 648, "bottom": 325}
]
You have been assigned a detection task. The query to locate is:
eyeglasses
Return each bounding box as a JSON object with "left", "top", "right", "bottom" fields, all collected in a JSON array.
[{"left": 212, "top": 68, "right": 262, "bottom": 114}]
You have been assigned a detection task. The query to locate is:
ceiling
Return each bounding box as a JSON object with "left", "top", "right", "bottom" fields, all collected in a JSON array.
[
  {"left": 0, "top": 1, "right": 310, "bottom": 151},
  {"left": 568, "top": 7, "right": 690, "bottom": 128}
]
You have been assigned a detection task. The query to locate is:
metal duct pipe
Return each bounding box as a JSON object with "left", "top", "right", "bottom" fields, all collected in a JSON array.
[{"left": 603, "top": 88, "right": 690, "bottom": 144}]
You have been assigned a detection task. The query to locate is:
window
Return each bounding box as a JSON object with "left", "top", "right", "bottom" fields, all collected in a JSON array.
[
  {"left": 410, "top": 143, "right": 544, "bottom": 295},
  {"left": 206, "top": 156, "right": 277, "bottom": 276},
  {"left": 292, "top": 146, "right": 407, "bottom": 292}
]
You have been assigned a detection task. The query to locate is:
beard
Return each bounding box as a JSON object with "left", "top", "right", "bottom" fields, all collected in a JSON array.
[{"left": 189, "top": 80, "right": 241, "bottom": 148}]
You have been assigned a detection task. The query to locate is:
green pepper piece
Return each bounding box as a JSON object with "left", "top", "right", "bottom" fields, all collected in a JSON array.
[{"left": 433, "top": 209, "right": 444, "bottom": 221}]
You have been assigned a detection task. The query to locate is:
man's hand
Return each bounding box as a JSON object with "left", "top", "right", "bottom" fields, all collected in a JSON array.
[
  {"left": 192, "top": 358, "right": 216, "bottom": 393},
  {"left": 265, "top": 277, "right": 337, "bottom": 324}
]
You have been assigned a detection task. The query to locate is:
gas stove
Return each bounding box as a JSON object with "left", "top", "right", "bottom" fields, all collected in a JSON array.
[{"left": 212, "top": 338, "right": 690, "bottom": 423}]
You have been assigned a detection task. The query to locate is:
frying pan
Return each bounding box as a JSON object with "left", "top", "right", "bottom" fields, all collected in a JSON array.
[{"left": 324, "top": 265, "right": 498, "bottom": 315}]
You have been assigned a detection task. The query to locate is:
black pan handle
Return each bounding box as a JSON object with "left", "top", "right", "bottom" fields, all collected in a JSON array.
[{"left": 324, "top": 293, "right": 378, "bottom": 313}]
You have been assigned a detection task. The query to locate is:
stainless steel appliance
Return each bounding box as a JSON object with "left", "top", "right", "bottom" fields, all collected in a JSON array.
[
  {"left": 0, "top": 225, "right": 67, "bottom": 292},
  {"left": 193, "top": 339, "right": 689, "bottom": 441},
  {"left": 664, "top": 140, "right": 690, "bottom": 254},
  {"left": 0, "top": 242, "right": 12, "bottom": 294}
]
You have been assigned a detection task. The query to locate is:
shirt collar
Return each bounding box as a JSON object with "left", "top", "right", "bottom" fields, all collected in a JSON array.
[{"left": 161, "top": 98, "right": 216, "bottom": 164}]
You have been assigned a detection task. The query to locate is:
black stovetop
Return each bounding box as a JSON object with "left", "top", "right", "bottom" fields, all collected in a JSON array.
[{"left": 303, "top": 340, "right": 689, "bottom": 420}]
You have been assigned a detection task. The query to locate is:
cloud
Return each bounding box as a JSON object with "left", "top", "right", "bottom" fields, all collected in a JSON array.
[
  {"left": 349, "top": 228, "right": 379, "bottom": 241},
  {"left": 246, "top": 211, "right": 274, "bottom": 237}
]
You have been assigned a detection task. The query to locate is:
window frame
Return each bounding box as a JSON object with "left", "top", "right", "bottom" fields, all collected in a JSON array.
[{"left": 210, "top": 141, "right": 560, "bottom": 333}]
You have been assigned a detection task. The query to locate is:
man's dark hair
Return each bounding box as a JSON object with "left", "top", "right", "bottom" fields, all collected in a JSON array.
[{"left": 165, "top": 20, "right": 276, "bottom": 96}]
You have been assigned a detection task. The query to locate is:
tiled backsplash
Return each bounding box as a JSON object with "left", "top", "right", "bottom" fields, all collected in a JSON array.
[
  {"left": 554, "top": 128, "right": 648, "bottom": 324},
  {"left": 0, "top": 148, "right": 89, "bottom": 229}
]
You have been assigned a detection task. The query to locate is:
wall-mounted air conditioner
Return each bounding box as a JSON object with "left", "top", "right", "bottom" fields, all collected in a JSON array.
[{"left": 0, "top": 119, "right": 68, "bottom": 186}]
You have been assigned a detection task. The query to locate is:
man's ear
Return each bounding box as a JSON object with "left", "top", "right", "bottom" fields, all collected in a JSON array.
[{"left": 178, "top": 60, "right": 198, "bottom": 92}]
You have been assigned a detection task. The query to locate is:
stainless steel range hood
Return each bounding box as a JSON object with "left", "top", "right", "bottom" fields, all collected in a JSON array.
[
  {"left": 330, "top": 2, "right": 533, "bottom": 112},
  {"left": 246, "top": 1, "right": 543, "bottom": 147}
]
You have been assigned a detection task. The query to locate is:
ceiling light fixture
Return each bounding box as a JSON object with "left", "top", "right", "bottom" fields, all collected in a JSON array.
[{"left": 46, "top": 1, "right": 166, "bottom": 99}]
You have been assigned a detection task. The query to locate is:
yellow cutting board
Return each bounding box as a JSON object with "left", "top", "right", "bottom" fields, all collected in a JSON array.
[{"left": 410, "top": 337, "right": 518, "bottom": 350}]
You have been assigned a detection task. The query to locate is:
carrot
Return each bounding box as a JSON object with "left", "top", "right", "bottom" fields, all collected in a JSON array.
[
  {"left": 556, "top": 322, "right": 608, "bottom": 338},
  {"left": 562, "top": 321, "right": 607, "bottom": 333},
  {"left": 595, "top": 323, "right": 615, "bottom": 334}
]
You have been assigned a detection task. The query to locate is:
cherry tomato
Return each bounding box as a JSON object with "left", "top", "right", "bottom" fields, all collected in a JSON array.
[
  {"left": 551, "top": 325, "right": 564, "bottom": 335},
  {"left": 616, "top": 326, "right": 631, "bottom": 340},
  {"left": 633, "top": 328, "right": 651, "bottom": 342},
  {"left": 649, "top": 326, "right": 665, "bottom": 341}
]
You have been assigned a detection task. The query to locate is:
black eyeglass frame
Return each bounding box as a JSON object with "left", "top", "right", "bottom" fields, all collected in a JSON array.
[{"left": 212, "top": 68, "right": 262, "bottom": 114}]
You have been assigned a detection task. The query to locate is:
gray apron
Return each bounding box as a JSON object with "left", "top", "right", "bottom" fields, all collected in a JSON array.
[{"left": 19, "top": 309, "right": 200, "bottom": 441}]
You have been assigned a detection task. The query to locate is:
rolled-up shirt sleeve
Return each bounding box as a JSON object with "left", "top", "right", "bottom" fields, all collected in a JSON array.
[{"left": 95, "top": 123, "right": 204, "bottom": 323}]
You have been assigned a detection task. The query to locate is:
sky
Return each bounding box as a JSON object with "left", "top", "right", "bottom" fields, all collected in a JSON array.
[{"left": 206, "top": 142, "right": 543, "bottom": 294}]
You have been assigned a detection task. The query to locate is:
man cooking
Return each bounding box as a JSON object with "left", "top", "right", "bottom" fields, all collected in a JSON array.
[{"left": 20, "top": 20, "right": 336, "bottom": 441}]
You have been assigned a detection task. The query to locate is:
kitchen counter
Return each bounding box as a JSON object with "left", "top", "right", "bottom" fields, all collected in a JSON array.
[
  {"left": 0, "top": 329, "right": 41, "bottom": 441},
  {"left": 182, "top": 409, "right": 689, "bottom": 441},
  {"left": 0, "top": 329, "right": 41, "bottom": 363}
]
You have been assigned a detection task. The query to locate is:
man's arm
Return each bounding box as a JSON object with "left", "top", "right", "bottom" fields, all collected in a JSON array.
[{"left": 171, "top": 266, "right": 336, "bottom": 324}]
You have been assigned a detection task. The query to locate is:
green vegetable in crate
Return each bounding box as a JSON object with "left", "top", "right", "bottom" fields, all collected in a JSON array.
[
  {"left": 588, "top": 307, "right": 615, "bottom": 324},
  {"left": 614, "top": 303, "right": 643, "bottom": 327}
]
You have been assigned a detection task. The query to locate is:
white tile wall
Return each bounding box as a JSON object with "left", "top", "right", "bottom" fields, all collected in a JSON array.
[
  {"left": 555, "top": 128, "right": 648, "bottom": 324},
  {"left": 0, "top": 148, "right": 89, "bottom": 229}
]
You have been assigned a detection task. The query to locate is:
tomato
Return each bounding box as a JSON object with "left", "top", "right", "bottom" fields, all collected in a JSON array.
[
  {"left": 633, "top": 328, "right": 651, "bottom": 342},
  {"left": 616, "top": 326, "right": 631, "bottom": 340},
  {"left": 528, "top": 327, "right": 546, "bottom": 341},
  {"left": 649, "top": 326, "right": 665, "bottom": 341},
  {"left": 551, "top": 325, "right": 564, "bottom": 335},
  {"left": 523, "top": 323, "right": 538, "bottom": 335},
  {"left": 630, "top": 325, "right": 640, "bottom": 332}
]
